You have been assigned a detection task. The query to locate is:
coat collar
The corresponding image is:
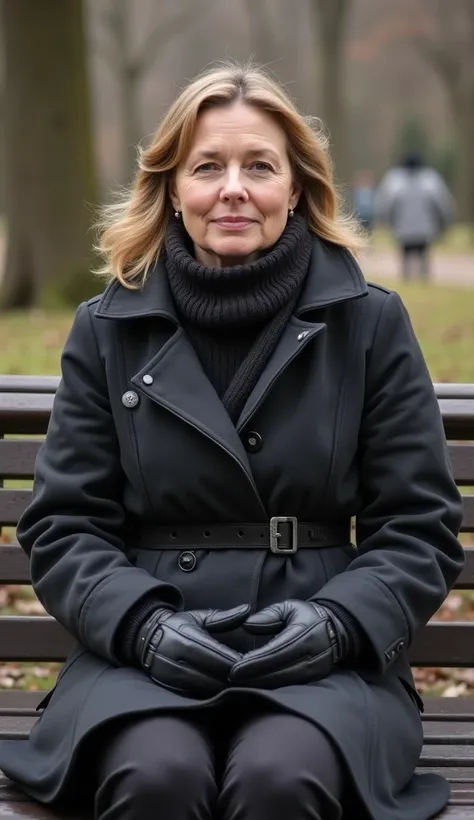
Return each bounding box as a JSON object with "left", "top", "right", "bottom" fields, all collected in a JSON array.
[{"left": 94, "top": 234, "right": 368, "bottom": 323}]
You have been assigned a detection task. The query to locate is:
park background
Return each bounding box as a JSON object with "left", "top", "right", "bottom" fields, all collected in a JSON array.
[{"left": 0, "top": 0, "right": 473, "bottom": 696}]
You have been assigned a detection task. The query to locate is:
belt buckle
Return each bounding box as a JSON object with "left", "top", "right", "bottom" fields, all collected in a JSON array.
[{"left": 270, "top": 516, "right": 298, "bottom": 554}]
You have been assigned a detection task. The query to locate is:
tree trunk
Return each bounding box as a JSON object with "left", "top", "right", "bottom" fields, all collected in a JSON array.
[
  {"left": 113, "top": 0, "right": 142, "bottom": 184},
  {"left": 0, "top": 0, "right": 98, "bottom": 310},
  {"left": 313, "top": 0, "right": 350, "bottom": 184},
  {"left": 450, "top": 90, "right": 474, "bottom": 225}
]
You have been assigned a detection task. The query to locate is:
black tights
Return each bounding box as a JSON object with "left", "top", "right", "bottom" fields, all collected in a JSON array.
[{"left": 94, "top": 707, "right": 345, "bottom": 820}]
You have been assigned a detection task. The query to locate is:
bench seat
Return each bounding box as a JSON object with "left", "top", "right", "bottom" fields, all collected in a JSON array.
[{"left": 1, "top": 375, "right": 474, "bottom": 818}]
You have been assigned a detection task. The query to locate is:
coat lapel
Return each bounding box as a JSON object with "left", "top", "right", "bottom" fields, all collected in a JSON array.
[{"left": 236, "top": 316, "right": 326, "bottom": 431}]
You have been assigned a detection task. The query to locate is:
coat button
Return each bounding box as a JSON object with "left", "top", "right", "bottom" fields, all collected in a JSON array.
[
  {"left": 178, "top": 552, "right": 197, "bottom": 572},
  {"left": 142, "top": 374, "right": 154, "bottom": 385},
  {"left": 178, "top": 551, "right": 197, "bottom": 572},
  {"left": 245, "top": 431, "right": 263, "bottom": 453},
  {"left": 121, "top": 390, "right": 139, "bottom": 408},
  {"left": 297, "top": 330, "right": 310, "bottom": 341}
]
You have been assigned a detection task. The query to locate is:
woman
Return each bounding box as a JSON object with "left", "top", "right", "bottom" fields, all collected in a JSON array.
[{"left": 0, "top": 62, "right": 464, "bottom": 820}]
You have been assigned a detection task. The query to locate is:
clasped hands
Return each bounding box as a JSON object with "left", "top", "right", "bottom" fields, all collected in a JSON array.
[{"left": 136, "top": 599, "right": 349, "bottom": 697}]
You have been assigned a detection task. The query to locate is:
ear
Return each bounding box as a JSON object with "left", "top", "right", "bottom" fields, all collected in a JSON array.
[
  {"left": 289, "top": 181, "right": 302, "bottom": 212},
  {"left": 169, "top": 178, "right": 181, "bottom": 212}
]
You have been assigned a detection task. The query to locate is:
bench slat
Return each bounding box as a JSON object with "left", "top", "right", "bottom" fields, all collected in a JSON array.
[
  {"left": 424, "top": 723, "right": 474, "bottom": 743},
  {"left": 0, "top": 490, "right": 32, "bottom": 527},
  {"left": 456, "top": 549, "right": 474, "bottom": 589},
  {"left": 0, "top": 618, "right": 72, "bottom": 660},
  {"left": 1, "top": 394, "right": 473, "bottom": 438},
  {"left": 2, "top": 487, "right": 473, "bottom": 534},
  {"left": 0, "top": 692, "right": 43, "bottom": 710},
  {"left": 409, "top": 623, "right": 474, "bottom": 667},
  {"left": 423, "top": 698, "right": 474, "bottom": 720},
  {"left": 0, "top": 613, "right": 470, "bottom": 666},
  {"left": 0, "top": 441, "right": 42, "bottom": 479},
  {"left": 0, "top": 440, "right": 472, "bottom": 488},
  {"left": 0, "top": 376, "right": 59, "bottom": 394},
  {"left": 461, "top": 496, "right": 474, "bottom": 532},
  {"left": 419, "top": 745, "right": 474, "bottom": 764},
  {"left": 416, "top": 767, "right": 474, "bottom": 780},
  {"left": 0, "top": 545, "right": 31, "bottom": 583},
  {"left": 449, "top": 444, "right": 474, "bottom": 485},
  {"left": 4, "top": 377, "right": 462, "bottom": 397},
  {"left": 1, "top": 542, "right": 474, "bottom": 588},
  {"left": 0, "top": 395, "right": 53, "bottom": 435}
]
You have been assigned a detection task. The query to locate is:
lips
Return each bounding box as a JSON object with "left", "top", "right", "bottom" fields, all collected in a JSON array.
[{"left": 213, "top": 217, "right": 255, "bottom": 228}]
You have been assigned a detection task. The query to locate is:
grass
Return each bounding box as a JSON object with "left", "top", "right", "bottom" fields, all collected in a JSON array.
[{"left": 1, "top": 279, "right": 474, "bottom": 382}]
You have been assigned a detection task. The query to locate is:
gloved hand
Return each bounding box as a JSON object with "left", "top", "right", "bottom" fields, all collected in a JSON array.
[
  {"left": 229, "top": 600, "right": 349, "bottom": 689},
  {"left": 135, "top": 604, "right": 249, "bottom": 697}
]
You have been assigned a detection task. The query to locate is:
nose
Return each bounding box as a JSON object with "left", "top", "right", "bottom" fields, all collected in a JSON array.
[{"left": 219, "top": 166, "right": 249, "bottom": 203}]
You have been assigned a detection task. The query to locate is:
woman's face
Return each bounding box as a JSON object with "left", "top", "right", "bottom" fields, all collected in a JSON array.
[{"left": 171, "top": 101, "right": 301, "bottom": 267}]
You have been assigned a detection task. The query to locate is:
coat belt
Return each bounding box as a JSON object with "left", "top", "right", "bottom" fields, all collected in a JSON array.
[{"left": 137, "top": 517, "right": 351, "bottom": 555}]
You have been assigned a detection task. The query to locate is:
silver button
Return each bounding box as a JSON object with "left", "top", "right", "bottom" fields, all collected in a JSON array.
[
  {"left": 297, "top": 331, "right": 310, "bottom": 341},
  {"left": 142, "top": 374, "right": 154, "bottom": 385},
  {"left": 121, "top": 390, "right": 139, "bottom": 408}
]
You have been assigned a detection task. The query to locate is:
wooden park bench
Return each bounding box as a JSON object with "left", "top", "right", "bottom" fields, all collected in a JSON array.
[{"left": 0, "top": 373, "right": 474, "bottom": 817}]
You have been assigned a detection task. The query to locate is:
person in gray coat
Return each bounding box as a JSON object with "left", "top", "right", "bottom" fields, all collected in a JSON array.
[
  {"left": 375, "top": 154, "right": 454, "bottom": 280},
  {"left": 0, "top": 62, "right": 464, "bottom": 820}
]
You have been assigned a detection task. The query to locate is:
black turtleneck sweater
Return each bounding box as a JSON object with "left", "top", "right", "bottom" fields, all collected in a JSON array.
[{"left": 165, "top": 213, "right": 312, "bottom": 422}]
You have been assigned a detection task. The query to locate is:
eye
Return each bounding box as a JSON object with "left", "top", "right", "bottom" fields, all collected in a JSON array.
[
  {"left": 250, "top": 161, "right": 273, "bottom": 172},
  {"left": 195, "top": 162, "right": 218, "bottom": 173}
]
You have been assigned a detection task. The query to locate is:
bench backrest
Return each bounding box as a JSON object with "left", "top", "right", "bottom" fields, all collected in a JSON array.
[{"left": 1, "top": 374, "right": 474, "bottom": 668}]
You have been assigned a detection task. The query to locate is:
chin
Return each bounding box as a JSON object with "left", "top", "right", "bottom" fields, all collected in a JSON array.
[{"left": 212, "top": 240, "right": 261, "bottom": 259}]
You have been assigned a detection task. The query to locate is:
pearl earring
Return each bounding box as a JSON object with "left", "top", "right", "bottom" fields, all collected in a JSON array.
[
  {"left": 288, "top": 208, "right": 294, "bottom": 218},
  {"left": 174, "top": 210, "right": 181, "bottom": 219}
]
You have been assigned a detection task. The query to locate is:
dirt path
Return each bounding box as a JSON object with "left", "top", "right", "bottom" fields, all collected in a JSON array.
[{"left": 360, "top": 248, "right": 473, "bottom": 287}]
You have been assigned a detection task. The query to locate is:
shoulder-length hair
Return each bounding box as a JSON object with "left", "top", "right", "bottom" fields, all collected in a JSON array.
[{"left": 95, "top": 61, "right": 363, "bottom": 288}]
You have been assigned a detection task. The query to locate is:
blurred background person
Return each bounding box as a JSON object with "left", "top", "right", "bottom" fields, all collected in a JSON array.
[
  {"left": 375, "top": 154, "right": 455, "bottom": 281},
  {"left": 351, "top": 169, "right": 376, "bottom": 238}
]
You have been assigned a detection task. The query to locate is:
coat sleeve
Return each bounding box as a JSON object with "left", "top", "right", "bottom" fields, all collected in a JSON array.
[
  {"left": 314, "top": 290, "right": 465, "bottom": 674},
  {"left": 16, "top": 302, "right": 184, "bottom": 664}
]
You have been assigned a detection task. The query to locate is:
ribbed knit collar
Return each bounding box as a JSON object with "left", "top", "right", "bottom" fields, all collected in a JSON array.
[{"left": 164, "top": 213, "right": 312, "bottom": 330}]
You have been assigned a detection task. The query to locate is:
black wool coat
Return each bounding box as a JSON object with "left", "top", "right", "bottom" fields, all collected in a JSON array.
[{"left": 0, "top": 236, "right": 464, "bottom": 819}]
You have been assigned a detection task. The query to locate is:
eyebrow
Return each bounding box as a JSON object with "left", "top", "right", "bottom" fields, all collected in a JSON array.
[{"left": 189, "top": 147, "right": 281, "bottom": 163}]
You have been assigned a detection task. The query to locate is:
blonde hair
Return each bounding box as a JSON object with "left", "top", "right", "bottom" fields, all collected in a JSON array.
[{"left": 95, "top": 60, "right": 364, "bottom": 288}]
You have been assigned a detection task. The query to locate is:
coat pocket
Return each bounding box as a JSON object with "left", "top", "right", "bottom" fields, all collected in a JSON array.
[{"left": 398, "top": 676, "right": 424, "bottom": 713}]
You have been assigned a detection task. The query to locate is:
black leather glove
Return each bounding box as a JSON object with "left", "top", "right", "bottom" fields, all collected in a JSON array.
[
  {"left": 229, "top": 600, "right": 349, "bottom": 689},
  {"left": 135, "top": 604, "right": 249, "bottom": 697}
]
